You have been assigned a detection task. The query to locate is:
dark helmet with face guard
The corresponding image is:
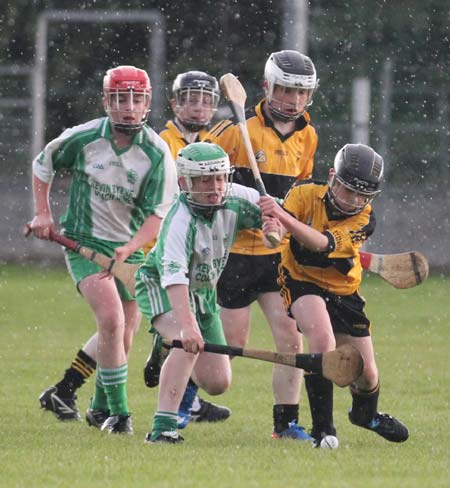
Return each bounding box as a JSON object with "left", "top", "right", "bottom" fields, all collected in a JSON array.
[
  {"left": 172, "top": 71, "right": 220, "bottom": 131},
  {"left": 328, "top": 143, "right": 384, "bottom": 215}
]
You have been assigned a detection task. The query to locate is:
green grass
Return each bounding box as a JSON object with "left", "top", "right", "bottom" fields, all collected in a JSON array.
[{"left": 1, "top": 265, "right": 449, "bottom": 487}]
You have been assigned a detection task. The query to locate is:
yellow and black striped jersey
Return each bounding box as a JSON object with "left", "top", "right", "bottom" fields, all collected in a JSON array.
[
  {"left": 207, "top": 100, "right": 318, "bottom": 255},
  {"left": 159, "top": 120, "right": 209, "bottom": 159},
  {"left": 281, "top": 181, "right": 375, "bottom": 295}
]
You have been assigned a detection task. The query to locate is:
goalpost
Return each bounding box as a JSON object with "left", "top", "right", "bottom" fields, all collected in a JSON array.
[{"left": 31, "top": 9, "right": 166, "bottom": 160}]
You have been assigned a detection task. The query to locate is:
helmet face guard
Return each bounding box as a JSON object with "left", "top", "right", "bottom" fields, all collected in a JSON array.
[
  {"left": 264, "top": 50, "right": 319, "bottom": 122},
  {"left": 329, "top": 175, "right": 380, "bottom": 215},
  {"left": 176, "top": 142, "right": 234, "bottom": 215},
  {"left": 103, "top": 66, "right": 151, "bottom": 132},
  {"left": 172, "top": 71, "right": 219, "bottom": 132},
  {"left": 266, "top": 85, "right": 314, "bottom": 122},
  {"left": 328, "top": 144, "right": 384, "bottom": 216}
]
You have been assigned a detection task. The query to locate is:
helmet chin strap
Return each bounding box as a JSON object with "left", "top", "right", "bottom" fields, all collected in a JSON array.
[
  {"left": 176, "top": 117, "right": 205, "bottom": 133},
  {"left": 187, "top": 200, "right": 219, "bottom": 218},
  {"left": 112, "top": 123, "right": 143, "bottom": 136},
  {"left": 326, "top": 188, "right": 352, "bottom": 216},
  {"left": 327, "top": 184, "right": 371, "bottom": 217},
  {"left": 266, "top": 97, "right": 304, "bottom": 123},
  {"left": 183, "top": 177, "right": 233, "bottom": 217},
  {"left": 268, "top": 105, "right": 302, "bottom": 122}
]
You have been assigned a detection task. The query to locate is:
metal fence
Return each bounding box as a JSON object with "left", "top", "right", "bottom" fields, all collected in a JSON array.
[
  {"left": 1, "top": 9, "right": 449, "bottom": 270},
  {"left": 0, "top": 64, "right": 33, "bottom": 185}
]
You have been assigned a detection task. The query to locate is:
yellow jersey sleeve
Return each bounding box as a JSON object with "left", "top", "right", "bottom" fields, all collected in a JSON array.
[{"left": 281, "top": 183, "right": 374, "bottom": 295}]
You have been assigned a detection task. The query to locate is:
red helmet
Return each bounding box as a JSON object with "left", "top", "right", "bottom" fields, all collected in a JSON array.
[{"left": 103, "top": 65, "right": 151, "bottom": 131}]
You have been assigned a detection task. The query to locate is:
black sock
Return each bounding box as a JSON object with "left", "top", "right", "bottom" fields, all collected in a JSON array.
[
  {"left": 273, "top": 404, "right": 299, "bottom": 433},
  {"left": 349, "top": 383, "right": 380, "bottom": 426},
  {"left": 55, "top": 349, "right": 96, "bottom": 398},
  {"left": 305, "top": 374, "right": 336, "bottom": 437}
]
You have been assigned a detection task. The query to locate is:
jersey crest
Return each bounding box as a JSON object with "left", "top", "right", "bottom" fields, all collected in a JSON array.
[{"left": 255, "top": 150, "right": 267, "bottom": 164}]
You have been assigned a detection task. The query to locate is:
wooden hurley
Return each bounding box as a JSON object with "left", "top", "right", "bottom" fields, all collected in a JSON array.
[
  {"left": 168, "top": 340, "right": 364, "bottom": 388},
  {"left": 24, "top": 224, "right": 139, "bottom": 294}
]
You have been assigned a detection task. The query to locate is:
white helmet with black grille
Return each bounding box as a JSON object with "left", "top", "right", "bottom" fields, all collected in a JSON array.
[{"left": 264, "top": 50, "right": 319, "bottom": 121}]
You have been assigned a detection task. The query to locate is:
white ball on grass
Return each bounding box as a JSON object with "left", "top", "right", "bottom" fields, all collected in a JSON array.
[{"left": 319, "top": 435, "right": 339, "bottom": 449}]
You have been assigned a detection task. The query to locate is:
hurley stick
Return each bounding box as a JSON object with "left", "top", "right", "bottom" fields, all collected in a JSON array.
[
  {"left": 24, "top": 224, "right": 138, "bottom": 294},
  {"left": 359, "top": 250, "right": 429, "bottom": 289},
  {"left": 167, "top": 340, "right": 364, "bottom": 388},
  {"left": 220, "top": 73, "right": 281, "bottom": 247}
]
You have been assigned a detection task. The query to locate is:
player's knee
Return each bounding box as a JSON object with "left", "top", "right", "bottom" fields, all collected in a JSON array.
[
  {"left": 222, "top": 324, "right": 249, "bottom": 348},
  {"left": 274, "top": 337, "right": 302, "bottom": 354},
  {"left": 98, "top": 314, "right": 125, "bottom": 335},
  {"left": 204, "top": 379, "right": 231, "bottom": 396},
  {"left": 200, "top": 370, "right": 231, "bottom": 395},
  {"left": 356, "top": 365, "right": 379, "bottom": 391},
  {"left": 272, "top": 322, "right": 302, "bottom": 351},
  {"left": 311, "top": 331, "right": 335, "bottom": 351}
]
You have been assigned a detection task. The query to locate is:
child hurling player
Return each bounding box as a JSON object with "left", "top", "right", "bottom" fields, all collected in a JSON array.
[
  {"left": 258, "top": 143, "right": 409, "bottom": 448},
  {"left": 33, "top": 66, "right": 178, "bottom": 433},
  {"left": 135, "top": 142, "right": 274, "bottom": 443},
  {"left": 207, "top": 49, "right": 319, "bottom": 441},
  {"left": 37, "top": 70, "right": 227, "bottom": 428},
  {"left": 143, "top": 71, "right": 231, "bottom": 426}
]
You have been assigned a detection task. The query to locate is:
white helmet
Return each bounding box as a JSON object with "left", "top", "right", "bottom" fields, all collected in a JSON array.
[
  {"left": 264, "top": 50, "right": 319, "bottom": 121},
  {"left": 176, "top": 142, "right": 234, "bottom": 215}
]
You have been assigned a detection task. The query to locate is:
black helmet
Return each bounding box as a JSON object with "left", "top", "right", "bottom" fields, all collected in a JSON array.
[
  {"left": 329, "top": 144, "right": 384, "bottom": 215},
  {"left": 172, "top": 71, "right": 219, "bottom": 97},
  {"left": 172, "top": 71, "right": 220, "bottom": 132}
]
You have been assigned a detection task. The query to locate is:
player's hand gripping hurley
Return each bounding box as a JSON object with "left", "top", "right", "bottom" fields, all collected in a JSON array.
[
  {"left": 167, "top": 340, "right": 364, "bottom": 387},
  {"left": 24, "top": 224, "right": 138, "bottom": 294},
  {"left": 220, "top": 73, "right": 281, "bottom": 247}
]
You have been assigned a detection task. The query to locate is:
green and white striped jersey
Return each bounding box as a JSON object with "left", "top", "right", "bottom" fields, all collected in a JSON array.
[
  {"left": 138, "top": 183, "right": 263, "bottom": 293},
  {"left": 33, "top": 117, "right": 179, "bottom": 242}
]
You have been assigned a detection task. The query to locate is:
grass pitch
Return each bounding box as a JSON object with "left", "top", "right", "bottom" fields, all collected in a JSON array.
[{"left": 0, "top": 264, "right": 449, "bottom": 488}]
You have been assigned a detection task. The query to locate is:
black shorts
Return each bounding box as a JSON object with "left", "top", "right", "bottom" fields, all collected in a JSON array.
[
  {"left": 217, "top": 253, "right": 281, "bottom": 309},
  {"left": 279, "top": 267, "right": 371, "bottom": 338}
]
